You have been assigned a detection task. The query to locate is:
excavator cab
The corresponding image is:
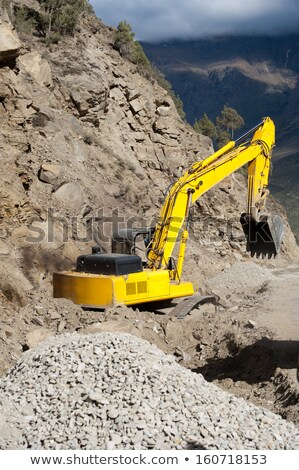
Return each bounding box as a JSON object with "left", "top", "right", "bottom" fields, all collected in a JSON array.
[
  {"left": 111, "top": 228, "right": 155, "bottom": 256},
  {"left": 241, "top": 213, "right": 284, "bottom": 257}
]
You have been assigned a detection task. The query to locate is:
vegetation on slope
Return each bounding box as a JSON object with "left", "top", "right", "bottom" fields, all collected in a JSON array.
[
  {"left": 2, "top": 0, "right": 94, "bottom": 42},
  {"left": 194, "top": 106, "right": 244, "bottom": 148}
]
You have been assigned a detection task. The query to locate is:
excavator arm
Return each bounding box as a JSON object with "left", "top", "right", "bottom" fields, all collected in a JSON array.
[{"left": 147, "top": 117, "right": 283, "bottom": 279}]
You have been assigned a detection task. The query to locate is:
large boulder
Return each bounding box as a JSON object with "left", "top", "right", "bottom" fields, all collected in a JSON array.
[
  {"left": 54, "top": 182, "right": 86, "bottom": 212},
  {"left": 38, "top": 163, "right": 61, "bottom": 184},
  {"left": 0, "top": 23, "right": 21, "bottom": 63},
  {"left": 18, "top": 51, "right": 53, "bottom": 87}
]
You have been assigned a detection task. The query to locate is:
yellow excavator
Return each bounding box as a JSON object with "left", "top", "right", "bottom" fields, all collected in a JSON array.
[{"left": 53, "top": 117, "right": 284, "bottom": 311}]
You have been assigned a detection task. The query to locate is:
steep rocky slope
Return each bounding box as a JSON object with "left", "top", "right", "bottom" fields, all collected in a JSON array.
[
  {"left": 0, "top": 2, "right": 298, "bottom": 377},
  {"left": 0, "top": 7, "right": 211, "bottom": 303}
]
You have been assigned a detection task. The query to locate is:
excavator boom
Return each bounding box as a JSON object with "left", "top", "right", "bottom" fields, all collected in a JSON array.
[{"left": 147, "top": 117, "right": 283, "bottom": 277}]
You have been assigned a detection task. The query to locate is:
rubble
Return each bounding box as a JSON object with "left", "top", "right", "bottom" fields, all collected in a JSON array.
[{"left": 0, "top": 333, "right": 298, "bottom": 450}]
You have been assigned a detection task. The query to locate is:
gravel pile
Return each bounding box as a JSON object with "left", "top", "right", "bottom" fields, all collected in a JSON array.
[
  {"left": 0, "top": 332, "right": 298, "bottom": 450},
  {"left": 208, "top": 261, "right": 274, "bottom": 293}
]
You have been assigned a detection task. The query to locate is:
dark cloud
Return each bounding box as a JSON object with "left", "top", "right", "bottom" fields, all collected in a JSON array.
[{"left": 90, "top": 0, "right": 299, "bottom": 42}]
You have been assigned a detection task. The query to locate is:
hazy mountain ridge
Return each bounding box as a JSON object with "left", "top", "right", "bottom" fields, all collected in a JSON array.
[{"left": 143, "top": 35, "right": 299, "bottom": 149}]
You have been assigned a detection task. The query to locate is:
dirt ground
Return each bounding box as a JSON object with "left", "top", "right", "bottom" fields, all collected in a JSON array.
[{"left": 1, "top": 262, "right": 298, "bottom": 426}]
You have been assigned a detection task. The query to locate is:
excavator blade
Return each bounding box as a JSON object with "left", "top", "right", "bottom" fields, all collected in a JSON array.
[{"left": 240, "top": 213, "right": 284, "bottom": 258}]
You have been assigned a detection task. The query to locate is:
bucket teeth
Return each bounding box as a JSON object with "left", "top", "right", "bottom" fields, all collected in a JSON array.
[{"left": 240, "top": 213, "right": 284, "bottom": 258}]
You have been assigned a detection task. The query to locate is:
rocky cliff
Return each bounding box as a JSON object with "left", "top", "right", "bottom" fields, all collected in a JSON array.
[{"left": 0, "top": 3, "right": 298, "bottom": 314}]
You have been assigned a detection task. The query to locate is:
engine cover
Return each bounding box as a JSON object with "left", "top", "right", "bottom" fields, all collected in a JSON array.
[{"left": 76, "top": 253, "right": 143, "bottom": 276}]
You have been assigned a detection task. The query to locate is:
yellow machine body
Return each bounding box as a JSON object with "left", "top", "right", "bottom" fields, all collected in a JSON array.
[{"left": 53, "top": 269, "right": 194, "bottom": 308}]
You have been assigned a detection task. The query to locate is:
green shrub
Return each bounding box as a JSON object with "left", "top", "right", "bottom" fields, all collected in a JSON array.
[
  {"left": 114, "top": 20, "right": 150, "bottom": 67},
  {"left": 44, "top": 32, "right": 61, "bottom": 44},
  {"left": 13, "top": 7, "right": 37, "bottom": 34},
  {"left": 9, "top": 0, "right": 94, "bottom": 39},
  {"left": 194, "top": 106, "right": 244, "bottom": 148},
  {"left": 215, "top": 129, "right": 231, "bottom": 148},
  {"left": 216, "top": 105, "right": 244, "bottom": 139},
  {"left": 132, "top": 41, "right": 150, "bottom": 67},
  {"left": 114, "top": 20, "right": 135, "bottom": 55},
  {"left": 194, "top": 113, "right": 217, "bottom": 139},
  {"left": 37, "top": 0, "right": 88, "bottom": 36}
]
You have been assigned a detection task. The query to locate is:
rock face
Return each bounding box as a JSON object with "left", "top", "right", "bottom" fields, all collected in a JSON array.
[{"left": 0, "top": 4, "right": 298, "bottom": 328}]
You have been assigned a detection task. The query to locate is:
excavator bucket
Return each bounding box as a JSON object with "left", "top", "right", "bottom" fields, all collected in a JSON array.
[{"left": 240, "top": 213, "right": 284, "bottom": 258}]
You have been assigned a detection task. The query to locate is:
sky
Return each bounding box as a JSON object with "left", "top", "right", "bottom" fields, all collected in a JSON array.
[{"left": 89, "top": 0, "right": 299, "bottom": 42}]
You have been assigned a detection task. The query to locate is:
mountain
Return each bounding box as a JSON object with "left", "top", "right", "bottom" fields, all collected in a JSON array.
[{"left": 142, "top": 36, "right": 299, "bottom": 238}]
